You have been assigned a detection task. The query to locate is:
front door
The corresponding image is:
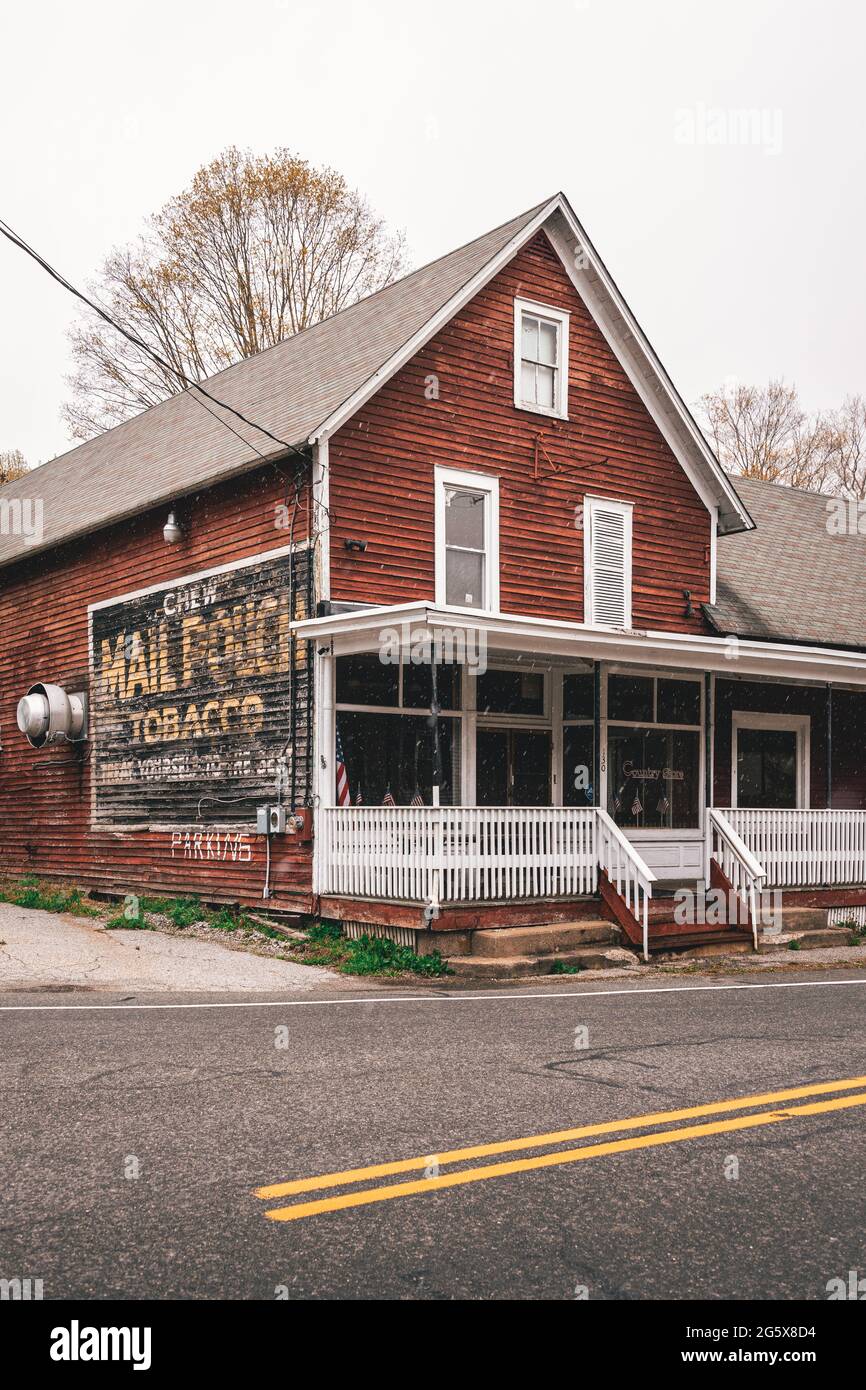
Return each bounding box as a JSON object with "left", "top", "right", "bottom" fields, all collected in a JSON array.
[{"left": 476, "top": 728, "right": 551, "bottom": 806}]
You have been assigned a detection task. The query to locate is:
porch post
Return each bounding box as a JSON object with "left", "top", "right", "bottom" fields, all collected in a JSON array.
[
  {"left": 705, "top": 672, "right": 714, "bottom": 810},
  {"left": 827, "top": 683, "right": 833, "bottom": 810},
  {"left": 430, "top": 656, "right": 441, "bottom": 808},
  {"left": 593, "top": 662, "right": 602, "bottom": 808}
]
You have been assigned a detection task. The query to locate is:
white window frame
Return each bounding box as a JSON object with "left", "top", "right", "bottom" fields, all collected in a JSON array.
[
  {"left": 730, "top": 711, "right": 811, "bottom": 809},
  {"left": 513, "top": 297, "right": 570, "bottom": 420},
  {"left": 583, "top": 495, "right": 633, "bottom": 629},
  {"left": 434, "top": 465, "right": 500, "bottom": 613}
]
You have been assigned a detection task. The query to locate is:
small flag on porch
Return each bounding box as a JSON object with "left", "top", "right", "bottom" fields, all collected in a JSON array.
[
  {"left": 335, "top": 729, "right": 350, "bottom": 807},
  {"left": 631, "top": 794, "right": 643, "bottom": 817},
  {"left": 612, "top": 792, "right": 622, "bottom": 812},
  {"left": 410, "top": 790, "right": 424, "bottom": 807},
  {"left": 656, "top": 794, "right": 670, "bottom": 815},
  {"left": 383, "top": 787, "right": 396, "bottom": 807},
  {"left": 354, "top": 786, "right": 364, "bottom": 806}
]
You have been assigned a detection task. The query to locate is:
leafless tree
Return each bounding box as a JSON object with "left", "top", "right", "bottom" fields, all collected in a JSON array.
[
  {"left": 699, "top": 380, "right": 836, "bottom": 492},
  {"left": 0, "top": 448, "right": 29, "bottom": 484},
  {"left": 823, "top": 395, "right": 866, "bottom": 500},
  {"left": 64, "top": 148, "right": 407, "bottom": 440}
]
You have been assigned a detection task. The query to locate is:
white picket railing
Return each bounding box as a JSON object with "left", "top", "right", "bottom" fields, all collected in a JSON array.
[
  {"left": 595, "top": 807, "right": 657, "bottom": 961},
  {"left": 315, "top": 805, "right": 599, "bottom": 907},
  {"left": 720, "top": 808, "right": 866, "bottom": 889},
  {"left": 706, "top": 808, "right": 767, "bottom": 949}
]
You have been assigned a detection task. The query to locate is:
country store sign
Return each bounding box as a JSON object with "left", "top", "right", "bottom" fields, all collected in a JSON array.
[{"left": 89, "top": 551, "right": 298, "bottom": 826}]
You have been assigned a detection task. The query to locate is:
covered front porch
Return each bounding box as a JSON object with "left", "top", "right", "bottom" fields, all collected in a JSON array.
[{"left": 299, "top": 603, "right": 866, "bottom": 956}]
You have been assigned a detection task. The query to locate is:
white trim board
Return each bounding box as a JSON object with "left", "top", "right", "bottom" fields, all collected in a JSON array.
[{"left": 292, "top": 602, "right": 866, "bottom": 687}]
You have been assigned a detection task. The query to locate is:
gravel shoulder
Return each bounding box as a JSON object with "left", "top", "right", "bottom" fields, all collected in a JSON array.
[{"left": 0, "top": 902, "right": 340, "bottom": 993}]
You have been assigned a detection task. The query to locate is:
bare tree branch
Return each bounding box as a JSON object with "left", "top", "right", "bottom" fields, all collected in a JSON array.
[{"left": 63, "top": 148, "right": 407, "bottom": 440}]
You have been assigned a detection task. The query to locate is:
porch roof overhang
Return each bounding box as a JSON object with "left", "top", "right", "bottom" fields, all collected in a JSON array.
[{"left": 293, "top": 602, "right": 866, "bottom": 687}]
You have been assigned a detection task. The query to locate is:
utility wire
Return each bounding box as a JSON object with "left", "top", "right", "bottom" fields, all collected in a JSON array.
[{"left": 0, "top": 214, "right": 309, "bottom": 464}]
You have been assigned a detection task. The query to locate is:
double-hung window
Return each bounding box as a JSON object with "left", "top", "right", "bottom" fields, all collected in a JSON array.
[
  {"left": 434, "top": 466, "right": 499, "bottom": 611},
  {"left": 514, "top": 298, "right": 569, "bottom": 418}
]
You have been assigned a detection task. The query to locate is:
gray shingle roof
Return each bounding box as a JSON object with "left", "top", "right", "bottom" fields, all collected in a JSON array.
[
  {"left": 0, "top": 199, "right": 551, "bottom": 571},
  {"left": 707, "top": 475, "right": 866, "bottom": 650}
]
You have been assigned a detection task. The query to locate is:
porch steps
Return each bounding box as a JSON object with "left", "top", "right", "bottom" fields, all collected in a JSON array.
[
  {"left": 468, "top": 919, "right": 619, "bottom": 957},
  {"left": 648, "top": 929, "right": 754, "bottom": 957},
  {"left": 443, "top": 917, "right": 639, "bottom": 977},
  {"left": 447, "top": 946, "right": 640, "bottom": 980}
]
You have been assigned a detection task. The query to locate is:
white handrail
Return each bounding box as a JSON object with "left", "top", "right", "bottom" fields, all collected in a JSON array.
[
  {"left": 595, "top": 807, "right": 657, "bottom": 962},
  {"left": 706, "top": 807, "right": 766, "bottom": 949}
]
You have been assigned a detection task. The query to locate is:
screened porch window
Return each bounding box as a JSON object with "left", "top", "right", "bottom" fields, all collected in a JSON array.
[
  {"left": 336, "top": 712, "right": 458, "bottom": 808},
  {"left": 335, "top": 653, "right": 461, "bottom": 806}
]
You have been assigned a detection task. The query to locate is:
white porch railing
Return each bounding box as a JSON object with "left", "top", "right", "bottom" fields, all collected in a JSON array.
[
  {"left": 720, "top": 809, "right": 866, "bottom": 889},
  {"left": 315, "top": 805, "right": 599, "bottom": 906},
  {"left": 595, "top": 807, "right": 657, "bottom": 961},
  {"left": 706, "top": 808, "right": 767, "bottom": 949}
]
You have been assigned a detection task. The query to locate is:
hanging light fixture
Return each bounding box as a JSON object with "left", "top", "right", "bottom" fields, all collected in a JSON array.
[{"left": 163, "top": 510, "right": 183, "bottom": 544}]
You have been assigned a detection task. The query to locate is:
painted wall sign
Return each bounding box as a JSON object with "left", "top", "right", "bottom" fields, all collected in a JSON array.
[
  {"left": 90, "top": 549, "right": 310, "bottom": 826},
  {"left": 169, "top": 828, "right": 253, "bottom": 862}
]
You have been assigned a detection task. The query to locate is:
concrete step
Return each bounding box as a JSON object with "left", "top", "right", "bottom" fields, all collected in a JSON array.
[
  {"left": 448, "top": 945, "right": 640, "bottom": 980},
  {"left": 651, "top": 931, "right": 754, "bottom": 958},
  {"left": 760, "top": 926, "right": 859, "bottom": 952},
  {"left": 467, "top": 919, "right": 619, "bottom": 959},
  {"left": 776, "top": 907, "right": 836, "bottom": 932}
]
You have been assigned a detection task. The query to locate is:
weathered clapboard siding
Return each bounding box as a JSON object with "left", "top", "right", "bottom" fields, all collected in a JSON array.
[
  {"left": 328, "top": 230, "right": 713, "bottom": 630},
  {"left": 0, "top": 463, "right": 315, "bottom": 908}
]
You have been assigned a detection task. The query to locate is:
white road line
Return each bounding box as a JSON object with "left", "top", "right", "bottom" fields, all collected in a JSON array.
[{"left": 0, "top": 976, "right": 865, "bottom": 1012}]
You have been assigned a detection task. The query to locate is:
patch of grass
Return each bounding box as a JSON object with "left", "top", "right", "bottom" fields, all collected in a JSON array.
[
  {"left": 549, "top": 958, "right": 583, "bottom": 975},
  {"left": 294, "top": 921, "right": 452, "bottom": 977},
  {"left": 163, "top": 895, "right": 205, "bottom": 928},
  {"left": 105, "top": 908, "right": 152, "bottom": 930},
  {"left": 787, "top": 938, "right": 801, "bottom": 950},
  {"left": 0, "top": 879, "right": 100, "bottom": 916}
]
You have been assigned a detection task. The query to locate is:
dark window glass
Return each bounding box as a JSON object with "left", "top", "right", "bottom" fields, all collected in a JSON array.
[
  {"left": 476, "top": 728, "right": 551, "bottom": 806},
  {"left": 607, "top": 675, "right": 653, "bottom": 723},
  {"left": 475, "top": 669, "right": 545, "bottom": 716},
  {"left": 337, "top": 712, "right": 458, "bottom": 806},
  {"left": 563, "top": 724, "right": 595, "bottom": 807},
  {"left": 657, "top": 678, "right": 701, "bottom": 726},
  {"left": 607, "top": 727, "right": 700, "bottom": 830},
  {"left": 336, "top": 654, "right": 398, "bottom": 708},
  {"left": 563, "top": 672, "right": 595, "bottom": 721},
  {"left": 737, "top": 728, "right": 797, "bottom": 809},
  {"left": 402, "top": 659, "right": 461, "bottom": 711}
]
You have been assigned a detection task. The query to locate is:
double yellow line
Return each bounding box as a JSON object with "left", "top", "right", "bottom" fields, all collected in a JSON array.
[{"left": 254, "top": 1074, "right": 866, "bottom": 1223}]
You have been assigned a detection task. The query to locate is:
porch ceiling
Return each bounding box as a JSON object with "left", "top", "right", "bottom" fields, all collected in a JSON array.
[{"left": 293, "top": 602, "right": 866, "bottom": 687}]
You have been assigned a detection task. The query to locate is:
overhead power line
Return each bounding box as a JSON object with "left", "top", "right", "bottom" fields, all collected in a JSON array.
[{"left": 0, "top": 214, "right": 308, "bottom": 465}]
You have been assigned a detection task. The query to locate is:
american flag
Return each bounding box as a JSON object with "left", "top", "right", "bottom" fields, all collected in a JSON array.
[
  {"left": 410, "top": 790, "right": 425, "bottom": 807},
  {"left": 631, "top": 794, "right": 643, "bottom": 817},
  {"left": 354, "top": 786, "right": 364, "bottom": 806},
  {"left": 335, "top": 728, "right": 350, "bottom": 807},
  {"left": 656, "top": 794, "right": 670, "bottom": 816},
  {"left": 383, "top": 787, "right": 396, "bottom": 807}
]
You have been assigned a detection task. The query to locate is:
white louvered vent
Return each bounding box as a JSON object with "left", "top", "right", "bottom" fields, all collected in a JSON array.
[{"left": 586, "top": 499, "right": 632, "bottom": 627}]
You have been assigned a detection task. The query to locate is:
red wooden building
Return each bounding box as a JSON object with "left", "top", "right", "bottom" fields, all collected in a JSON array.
[{"left": 1, "top": 193, "right": 864, "bottom": 957}]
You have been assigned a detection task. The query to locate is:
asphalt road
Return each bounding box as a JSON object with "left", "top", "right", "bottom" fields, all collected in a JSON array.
[{"left": 2, "top": 970, "right": 866, "bottom": 1301}]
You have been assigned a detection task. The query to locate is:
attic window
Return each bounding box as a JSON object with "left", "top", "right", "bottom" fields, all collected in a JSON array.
[
  {"left": 584, "top": 496, "right": 633, "bottom": 628},
  {"left": 513, "top": 298, "right": 569, "bottom": 419}
]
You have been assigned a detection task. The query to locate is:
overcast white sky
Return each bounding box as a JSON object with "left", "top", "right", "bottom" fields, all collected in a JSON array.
[{"left": 1, "top": 0, "right": 864, "bottom": 465}]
